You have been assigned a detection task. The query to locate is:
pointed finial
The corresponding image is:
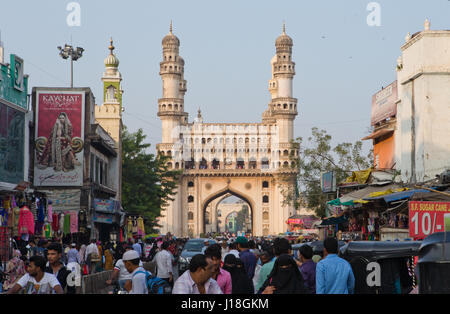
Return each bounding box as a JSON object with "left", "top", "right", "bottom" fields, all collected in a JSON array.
[
  {"left": 170, "top": 20, "right": 173, "bottom": 34},
  {"left": 424, "top": 18, "right": 430, "bottom": 31},
  {"left": 405, "top": 32, "right": 411, "bottom": 42},
  {"left": 283, "top": 22, "right": 286, "bottom": 34},
  {"left": 197, "top": 108, "right": 202, "bottom": 118},
  {"left": 109, "top": 37, "right": 115, "bottom": 55}
]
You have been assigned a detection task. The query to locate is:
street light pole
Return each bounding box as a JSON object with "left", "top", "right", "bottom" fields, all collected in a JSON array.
[{"left": 58, "top": 44, "right": 84, "bottom": 88}]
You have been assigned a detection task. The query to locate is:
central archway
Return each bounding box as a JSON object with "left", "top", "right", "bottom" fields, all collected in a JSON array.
[{"left": 202, "top": 188, "right": 254, "bottom": 235}]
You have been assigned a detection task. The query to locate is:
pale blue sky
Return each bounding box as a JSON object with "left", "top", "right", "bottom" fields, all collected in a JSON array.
[{"left": 2, "top": 0, "right": 450, "bottom": 154}]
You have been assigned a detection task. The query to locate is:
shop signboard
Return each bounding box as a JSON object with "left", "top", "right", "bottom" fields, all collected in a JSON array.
[
  {"left": 371, "top": 81, "right": 397, "bottom": 126},
  {"left": 94, "top": 198, "right": 119, "bottom": 214},
  {"left": 0, "top": 55, "right": 28, "bottom": 110},
  {"left": 93, "top": 212, "right": 113, "bottom": 224},
  {"left": 409, "top": 201, "right": 450, "bottom": 239},
  {"left": 321, "top": 171, "right": 336, "bottom": 193},
  {"left": 34, "top": 90, "right": 85, "bottom": 186},
  {"left": 40, "top": 189, "right": 81, "bottom": 212},
  {"left": 0, "top": 102, "right": 25, "bottom": 184}
]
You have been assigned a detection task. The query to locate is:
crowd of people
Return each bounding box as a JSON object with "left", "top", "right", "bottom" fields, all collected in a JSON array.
[
  {"left": 0, "top": 233, "right": 184, "bottom": 294},
  {"left": 171, "top": 236, "right": 354, "bottom": 295},
  {"left": 0, "top": 233, "right": 355, "bottom": 294}
]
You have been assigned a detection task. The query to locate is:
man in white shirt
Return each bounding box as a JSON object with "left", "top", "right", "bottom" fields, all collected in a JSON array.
[
  {"left": 122, "top": 250, "right": 149, "bottom": 294},
  {"left": 173, "top": 254, "right": 222, "bottom": 294},
  {"left": 85, "top": 239, "right": 100, "bottom": 274},
  {"left": 223, "top": 241, "right": 240, "bottom": 261},
  {"left": 7, "top": 256, "right": 63, "bottom": 294},
  {"left": 106, "top": 245, "right": 143, "bottom": 290},
  {"left": 154, "top": 241, "right": 173, "bottom": 286}
]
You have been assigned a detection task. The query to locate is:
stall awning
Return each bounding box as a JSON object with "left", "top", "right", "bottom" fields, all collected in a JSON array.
[
  {"left": 363, "top": 189, "right": 431, "bottom": 203},
  {"left": 361, "top": 128, "right": 394, "bottom": 140},
  {"left": 320, "top": 215, "right": 348, "bottom": 226},
  {"left": 339, "top": 183, "right": 401, "bottom": 203}
]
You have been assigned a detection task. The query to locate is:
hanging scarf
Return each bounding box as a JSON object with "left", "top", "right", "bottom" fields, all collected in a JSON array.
[
  {"left": 69, "top": 211, "right": 78, "bottom": 234},
  {"left": 47, "top": 204, "right": 53, "bottom": 223}
]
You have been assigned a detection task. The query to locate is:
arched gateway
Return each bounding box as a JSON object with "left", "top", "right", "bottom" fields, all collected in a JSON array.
[{"left": 157, "top": 24, "right": 299, "bottom": 237}]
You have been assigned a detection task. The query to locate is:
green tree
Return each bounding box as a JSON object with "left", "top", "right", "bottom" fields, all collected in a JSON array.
[
  {"left": 292, "top": 127, "right": 372, "bottom": 217},
  {"left": 122, "top": 127, "right": 181, "bottom": 233},
  {"left": 235, "top": 204, "right": 249, "bottom": 233}
]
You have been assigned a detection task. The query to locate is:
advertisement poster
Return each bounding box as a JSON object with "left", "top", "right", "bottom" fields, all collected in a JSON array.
[
  {"left": 34, "top": 91, "right": 85, "bottom": 186},
  {"left": 409, "top": 201, "right": 450, "bottom": 239}
]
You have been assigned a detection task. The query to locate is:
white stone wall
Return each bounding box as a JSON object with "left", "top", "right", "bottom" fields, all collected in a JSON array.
[{"left": 396, "top": 30, "right": 450, "bottom": 183}]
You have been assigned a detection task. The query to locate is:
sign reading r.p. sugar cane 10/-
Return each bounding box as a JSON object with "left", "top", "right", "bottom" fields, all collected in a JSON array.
[{"left": 409, "top": 201, "right": 450, "bottom": 239}]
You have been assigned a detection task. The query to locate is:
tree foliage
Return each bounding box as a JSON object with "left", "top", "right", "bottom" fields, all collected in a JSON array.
[
  {"left": 293, "top": 127, "right": 372, "bottom": 217},
  {"left": 122, "top": 127, "right": 181, "bottom": 233}
]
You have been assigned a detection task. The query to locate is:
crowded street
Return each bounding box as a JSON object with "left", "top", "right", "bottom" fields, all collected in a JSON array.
[{"left": 0, "top": 0, "right": 450, "bottom": 301}]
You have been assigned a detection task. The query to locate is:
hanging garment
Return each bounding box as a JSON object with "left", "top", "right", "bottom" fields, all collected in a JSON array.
[
  {"left": 37, "top": 199, "right": 45, "bottom": 223},
  {"left": 63, "top": 213, "right": 71, "bottom": 235},
  {"left": 0, "top": 208, "right": 7, "bottom": 227},
  {"left": 30, "top": 201, "right": 37, "bottom": 221},
  {"left": 12, "top": 207, "right": 21, "bottom": 237},
  {"left": 44, "top": 224, "right": 52, "bottom": 238},
  {"left": 69, "top": 211, "right": 78, "bottom": 234},
  {"left": 47, "top": 205, "right": 53, "bottom": 223},
  {"left": 35, "top": 221, "right": 44, "bottom": 236},
  {"left": 137, "top": 217, "right": 145, "bottom": 237},
  {"left": 132, "top": 219, "right": 138, "bottom": 234},
  {"left": 60, "top": 213, "right": 65, "bottom": 232},
  {"left": 52, "top": 213, "right": 59, "bottom": 232},
  {"left": 127, "top": 219, "right": 133, "bottom": 239},
  {"left": 18, "top": 206, "right": 35, "bottom": 235}
]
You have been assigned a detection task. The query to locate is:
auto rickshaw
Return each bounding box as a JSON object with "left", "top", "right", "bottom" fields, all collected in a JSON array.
[
  {"left": 417, "top": 232, "right": 450, "bottom": 294},
  {"left": 339, "top": 241, "right": 421, "bottom": 294}
]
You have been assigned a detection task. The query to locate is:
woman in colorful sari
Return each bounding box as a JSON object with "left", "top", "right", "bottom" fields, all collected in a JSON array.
[{"left": 3, "top": 250, "right": 26, "bottom": 291}]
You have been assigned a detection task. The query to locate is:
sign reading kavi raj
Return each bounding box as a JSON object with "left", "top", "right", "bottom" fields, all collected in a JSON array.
[
  {"left": 34, "top": 91, "right": 85, "bottom": 186},
  {"left": 409, "top": 201, "right": 450, "bottom": 239}
]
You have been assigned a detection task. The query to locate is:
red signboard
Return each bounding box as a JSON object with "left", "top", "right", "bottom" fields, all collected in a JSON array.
[
  {"left": 409, "top": 201, "right": 450, "bottom": 239},
  {"left": 371, "top": 81, "right": 398, "bottom": 126}
]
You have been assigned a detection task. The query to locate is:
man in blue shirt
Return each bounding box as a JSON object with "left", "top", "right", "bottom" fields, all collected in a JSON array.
[
  {"left": 316, "top": 237, "right": 355, "bottom": 294},
  {"left": 236, "top": 236, "right": 257, "bottom": 280}
]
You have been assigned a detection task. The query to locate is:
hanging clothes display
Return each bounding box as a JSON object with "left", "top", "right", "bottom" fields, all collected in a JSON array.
[
  {"left": 137, "top": 217, "right": 145, "bottom": 237},
  {"left": 69, "top": 211, "right": 78, "bottom": 234},
  {"left": 18, "top": 206, "right": 35, "bottom": 235},
  {"left": 63, "top": 213, "right": 71, "bottom": 236}
]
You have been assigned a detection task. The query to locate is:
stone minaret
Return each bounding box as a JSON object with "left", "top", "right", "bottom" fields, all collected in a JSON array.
[
  {"left": 269, "top": 24, "right": 298, "bottom": 145},
  {"left": 158, "top": 22, "right": 188, "bottom": 145},
  {"left": 94, "top": 38, "right": 123, "bottom": 200}
]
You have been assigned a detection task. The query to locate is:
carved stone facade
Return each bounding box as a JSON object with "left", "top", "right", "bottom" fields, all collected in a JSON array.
[{"left": 157, "top": 25, "right": 299, "bottom": 237}]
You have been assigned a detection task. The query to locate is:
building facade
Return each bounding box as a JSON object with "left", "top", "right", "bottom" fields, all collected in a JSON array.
[
  {"left": 157, "top": 25, "right": 299, "bottom": 237},
  {"left": 395, "top": 19, "right": 450, "bottom": 183}
]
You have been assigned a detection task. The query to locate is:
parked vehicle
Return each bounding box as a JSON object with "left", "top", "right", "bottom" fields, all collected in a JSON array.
[
  {"left": 417, "top": 232, "right": 450, "bottom": 294},
  {"left": 177, "top": 238, "right": 216, "bottom": 275},
  {"left": 340, "top": 241, "right": 421, "bottom": 294}
]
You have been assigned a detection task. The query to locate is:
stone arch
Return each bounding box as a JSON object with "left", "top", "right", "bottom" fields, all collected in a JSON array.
[{"left": 201, "top": 187, "right": 255, "bottom": 234}]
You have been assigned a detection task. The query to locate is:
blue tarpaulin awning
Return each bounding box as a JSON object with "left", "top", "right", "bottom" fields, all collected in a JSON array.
[{"left": 363, "top": 189, "right": 431, "bottom": 203}]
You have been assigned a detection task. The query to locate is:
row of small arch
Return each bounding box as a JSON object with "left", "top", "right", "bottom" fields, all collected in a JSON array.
[
  {"left": 166, "top": 160, "right": 296, "bottom": 169},
  {"left": 159, "top": 104, "right": 183, "bottom": 111},
  {"left": 160, "top": 149, "right": 297, "bottom": 157},
  {"left": 186, "top": 181, "right": 269, "bottom": 188}
]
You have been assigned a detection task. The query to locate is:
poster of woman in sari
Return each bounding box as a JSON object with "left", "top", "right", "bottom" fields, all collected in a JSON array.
[
  {"left": 34, "top": 91, "right": 85, "bottom": 186},
  {"left": 36, "top": 112, "right": 82, "bottom": 172}
]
